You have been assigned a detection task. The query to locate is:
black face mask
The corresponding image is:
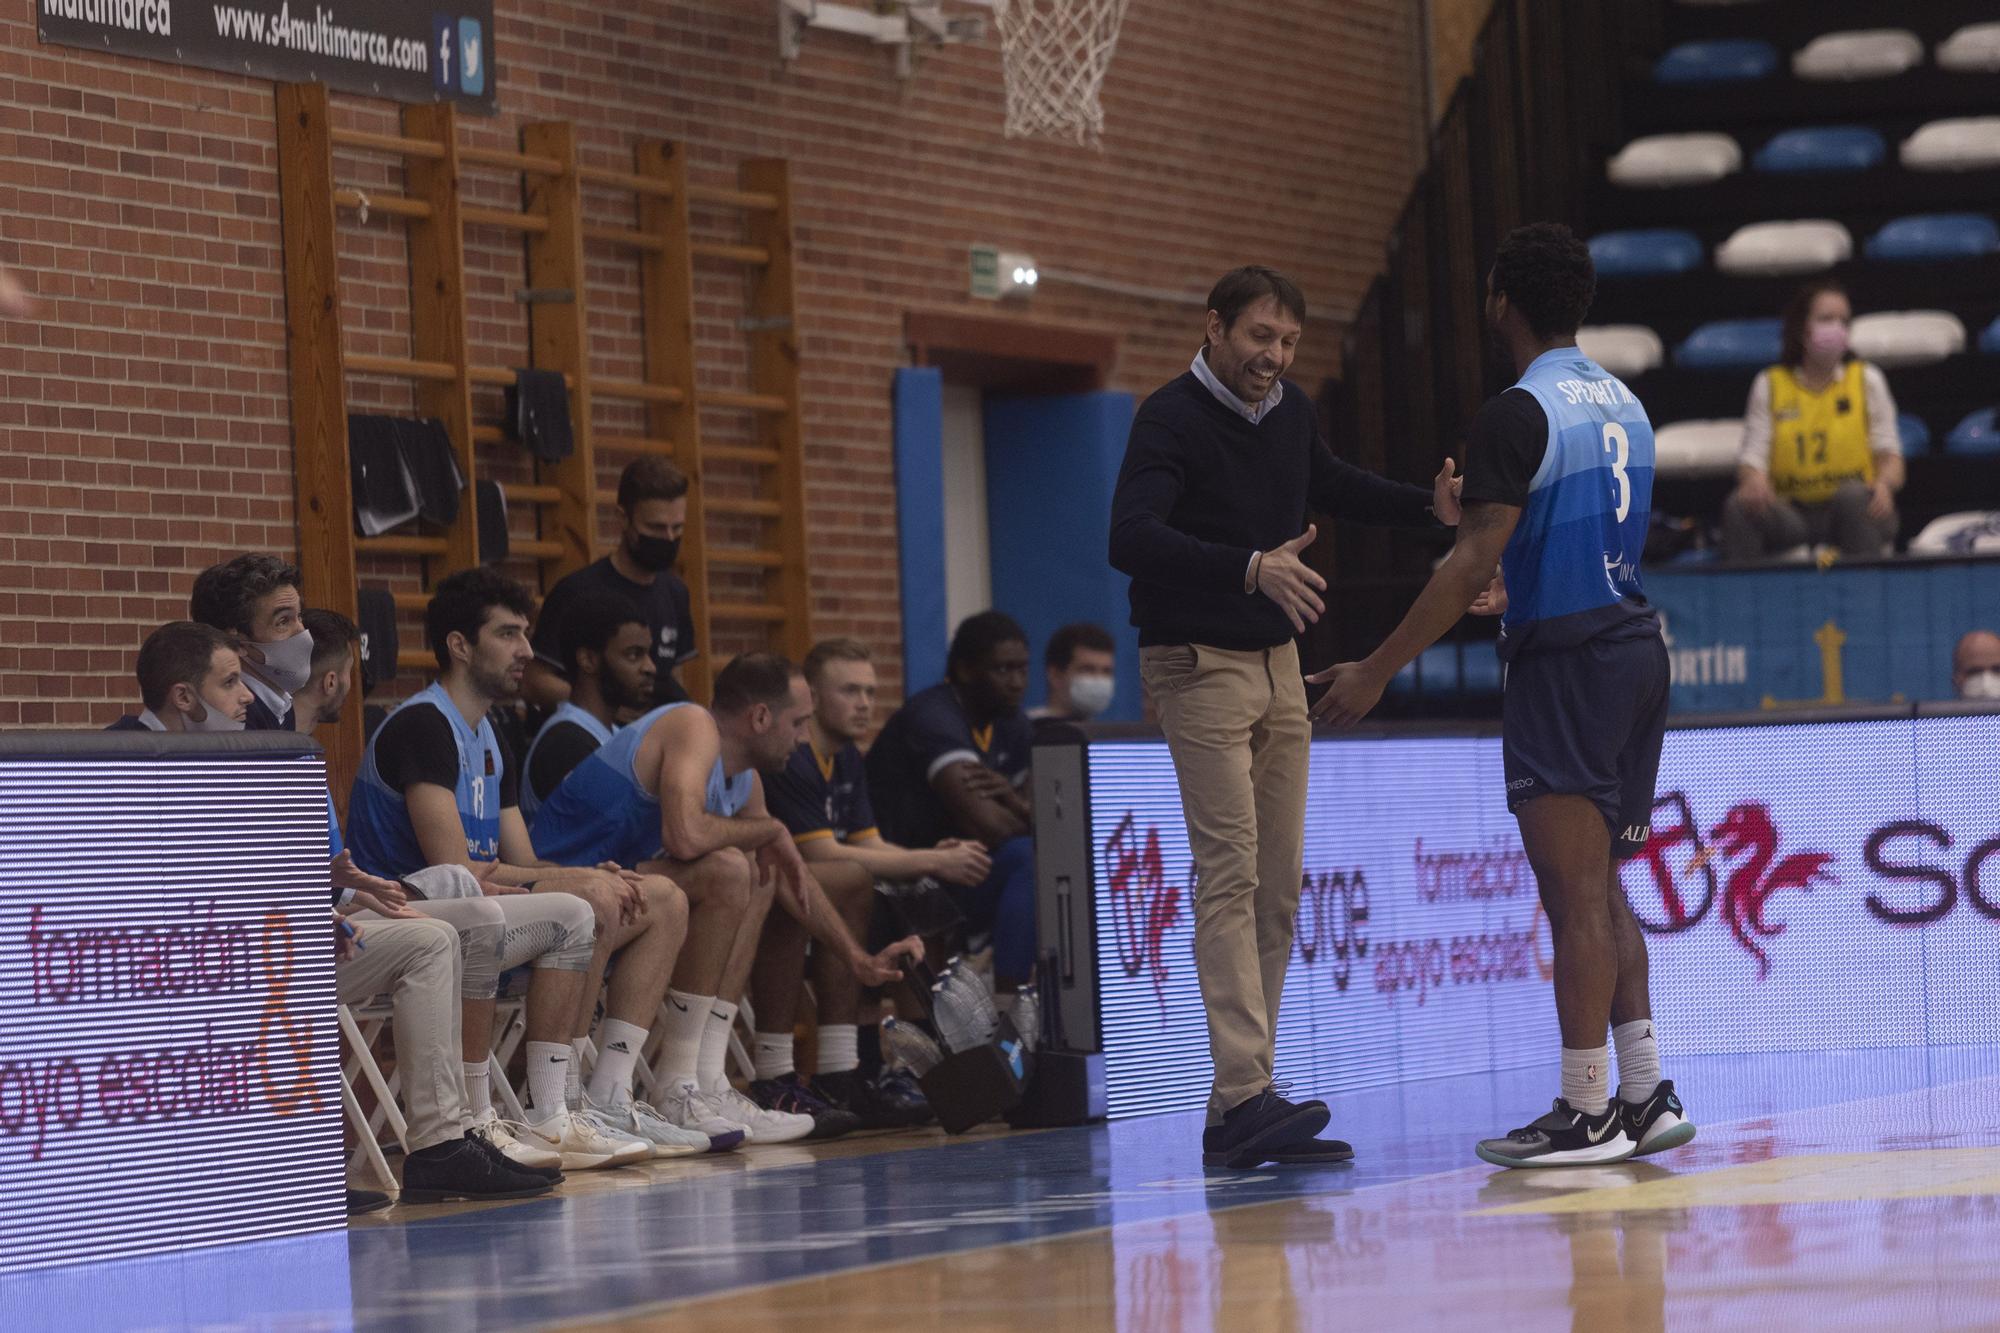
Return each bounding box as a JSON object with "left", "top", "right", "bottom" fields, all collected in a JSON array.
[{"left": 628, "top": 533, "right": 681, "bottom": 572}]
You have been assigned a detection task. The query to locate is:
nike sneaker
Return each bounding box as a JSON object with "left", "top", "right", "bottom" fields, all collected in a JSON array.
[
  {"left": 1476, "top": 1098, "right": 1634, "bottom": 1169},
  {"left": 1619, "top": 1079, "right": 1696, "bottom": 1157}
]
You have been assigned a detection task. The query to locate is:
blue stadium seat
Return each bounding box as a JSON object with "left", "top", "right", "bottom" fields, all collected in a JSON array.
[
  {"left": 1653, "top": 39, "right": 1780, "bottom": 85},
  {"left": 1945, "top": 408, "right": 2000, "bottom": 455},
  {"left": 1588, "top": 229, "right": 1705, "bottom": 278},
  {"left": 1751, "top": 127, "right": 1887, "bottom": 173},
  {"left": 1675, "top": 318, "right": 1783, "bottom": 370},
  {"left": 1864, "top": 214, "right": 2000, "bottom": 261},
  {"left": 1978, "top": 315, "right": 2000, "bottom": 354},
  {"left": 1897, "top": 413, "right": 1932, "bottom": 456}
]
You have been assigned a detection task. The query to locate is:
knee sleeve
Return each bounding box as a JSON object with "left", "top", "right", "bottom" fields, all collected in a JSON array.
[
  {"left": 497, "top": 892, "right": 598, "bottom": 973},
  {"left": 415, "top": 897, "right": 505, "bottom": 1001}
]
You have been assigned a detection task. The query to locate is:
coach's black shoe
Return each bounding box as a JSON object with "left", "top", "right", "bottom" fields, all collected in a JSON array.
[
  {"left": 815, "top": 1068, "right": 933, "bottom": 1130},
  {"left": 1261, "top": 1135, "right": 1356, "bottom": 1166},
  {"left": 399, "top": 1135, "right": 557, "bottom": 1204},
  {"left": 1201, "top": 1088, "right": 1330, "bottom": 1169},
  {"left": 1620, "top": 1080, "right": 1696, "bottom": 1157},
  {"left": 346, "top": 1188, "right": 393, "bottom": 1216},
  {"left": 1475, "top": 1099, "right": 1634, "bottom": 1169},
  {"left": 749, "top": 1073, "right": 862, "bottom": 1140}
]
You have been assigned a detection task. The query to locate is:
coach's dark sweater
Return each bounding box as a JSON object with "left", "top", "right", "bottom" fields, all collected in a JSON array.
[{"left": 1108, "top": 371, "right": 1438, "bottom": 650}]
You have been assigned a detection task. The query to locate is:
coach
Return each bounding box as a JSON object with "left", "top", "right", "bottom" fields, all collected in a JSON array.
[{"left": 1108, "top": 266, "right": 1460, "bottom": 1167}]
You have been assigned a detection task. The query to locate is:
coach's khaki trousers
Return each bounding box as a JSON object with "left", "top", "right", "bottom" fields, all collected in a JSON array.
[
  {"left": 337, "top": 915, "right": 469, "bottom": 1152},
  {"left": 1140, "top": 640, "right": 1310, "bottom": 1123}
]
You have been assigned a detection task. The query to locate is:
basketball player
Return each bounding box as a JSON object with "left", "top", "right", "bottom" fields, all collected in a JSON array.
[{"left": 1309, "top": 223, "right": 1694, "bottom": 1168}]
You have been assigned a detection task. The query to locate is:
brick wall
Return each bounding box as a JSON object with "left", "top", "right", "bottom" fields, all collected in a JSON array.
[{"left": 0, "top": 1, "right": 1425, "bottom": 725}]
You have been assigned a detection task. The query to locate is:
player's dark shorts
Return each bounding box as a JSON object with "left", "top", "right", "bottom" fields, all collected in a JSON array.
[{"left": 1501, "top": 632, "right": 1670, "bottom": 858}]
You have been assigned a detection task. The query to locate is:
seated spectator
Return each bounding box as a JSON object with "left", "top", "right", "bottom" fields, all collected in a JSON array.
[
  {"left": 752, "top": 637, "right": 991, "bottom": 1129},
  {"left": 1722, "top": 281, "right": 1903, "bottom": 562},
  {"left": 865, "top": 611, "right": 1037, "bottom": 989},
  {"left": 1954, "top": 630, "right": 2000, "bottom": 700},
  {"left": 1029, "top": 622, "right": 1118, "bottom": 721},
  {"left": 532, "top": 653, "right": 921, "bottom": 1143},
  {"left": 525, "top": 458, "right": 697, "bottom": 713},
  {"left": 106, "top": 622, "right": 254, "bottom": 732},
  {"left": 345, "top": 568, "right": 718, "bottom": 1163},
  {"left": 522, "top": 592, "right": 657, "bottom": 821},
  {"left": 189, "top": 554, "right": 317, "bottom": 729}
]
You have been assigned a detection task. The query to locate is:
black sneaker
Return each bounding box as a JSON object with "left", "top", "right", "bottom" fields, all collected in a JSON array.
[
  {"left": 749, "top": 1073, "right": 862, "bottom": 1140},
  {"left": 1620, "top": 1079, "right": 1696, "bottom": 1157},
  {"left": 346, "top": 1188, "right": 393, "bottom": 1216},
  {"left": 815, "top": 1067, "right": 933, "bottom": 1130},
  {"left": 1262, "top": 1135, "right": 1356, "bottom": 1166},
  {"left": 400, "top": 1135, "right": 557, "bottom": 1203},
  {"left": 1475, "top": 1099, "right": 1634, "bottom": 1169},
  {"left": 1201, "top": 1088, "right": 1330, "bottom": 1169}
]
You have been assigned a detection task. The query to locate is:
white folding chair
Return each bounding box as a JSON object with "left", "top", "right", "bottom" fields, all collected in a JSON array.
[{"left": 339, "top": 1001, "right": 406, "bottom": 1188}]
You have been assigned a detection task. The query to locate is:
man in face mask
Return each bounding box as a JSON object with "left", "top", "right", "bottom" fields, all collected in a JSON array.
[
  {"left": 1953, "top": 630, "right": 2000, "bottom": 701},
  {"left": 189, "top": 553, "right": 315, "bottom": 730},
  {"left": 1029, "top": 622, "right": 1119, "bottom": 721},
  {"left": 525, "top": 457, "right": 697, "bottom": 715},
  {"left": 107, "top": 621, "right": 255, "bottom": 732}
]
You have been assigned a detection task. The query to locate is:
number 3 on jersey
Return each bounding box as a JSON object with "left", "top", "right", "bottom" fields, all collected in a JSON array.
[{"left": 1601, "top": 422, "right": 1631, "bottom": 523}]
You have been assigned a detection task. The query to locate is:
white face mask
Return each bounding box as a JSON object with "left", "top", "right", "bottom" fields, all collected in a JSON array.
[
  {"left": 1961, "top": 669, "right": 2000, "bottom": 701},
  {"left": 183, "top": 697, "right": 246, "bottom": 732},
  {"left": 1068, "top": 675, "right": 1116, "bottom": 718},
  {"left": 254, "top": 629, "right": 316, "bottom": 693}
]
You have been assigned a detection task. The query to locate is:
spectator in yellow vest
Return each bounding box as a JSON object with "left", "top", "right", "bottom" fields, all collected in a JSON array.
[{"left": 1721, "top": 282, "right": 1903, "bottom": 562}]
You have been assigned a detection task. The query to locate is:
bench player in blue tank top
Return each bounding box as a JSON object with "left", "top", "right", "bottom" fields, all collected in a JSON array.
[{"left": 1309, "top": 224, "right": 1693, "bottom": 1169}]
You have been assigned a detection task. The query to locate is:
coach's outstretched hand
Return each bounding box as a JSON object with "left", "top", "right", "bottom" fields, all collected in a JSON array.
[
  {"left": 1433, "top": 458, "right": 1464, "bottom": 527},
  {"left": 1255, "top": 525, "right": 1326, "bottom": 633},
  {"left": 1306, "top": 660, "right": 1388, "bottom": 728}
]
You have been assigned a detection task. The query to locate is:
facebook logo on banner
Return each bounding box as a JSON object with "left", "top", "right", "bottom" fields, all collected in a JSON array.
[
  {"left": 458, "top": 18, "right": 486, "bottom": 96},
  {"left": 432, "top": 14, "right": 457, "bottom": 92}
]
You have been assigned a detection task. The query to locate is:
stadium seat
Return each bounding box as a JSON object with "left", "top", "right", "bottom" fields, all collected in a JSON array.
[
  {"left": 1897, "top": 413, "right": 1932, "bottom": 456},
  {"left": 1653, "top": 39, "right": 1779, "bottom": 85},
  {"left": 1936, "top": 23, "right": 2000, "bottom": 74},
  {"left": 1979, "top": 316, "right": 2000, "bottom": 355},
  {"left": 1909, "top": 511, "right": 2000, "bottom": 554},
  {"left": 1849, "top": 311, "right": 1966, "bottom": 368},
  {"left": 1713, "top": 220, "right": 1852, "bottom": 276},
  {"left": 1588, "top": 229, "right": 1705, "bottom": 277},
  {"left": 1945, "top": 408, "right": 2000, "bottom": 455},
  {"left": 1900, "top": 118, "right": 2000, "bottom": 172},
  {"left": 1607, "top": 133, "right": 1742, "bottom": 188},
  {"left": 1653, "top": 419, "right": 1744, "bottom": 476},
  {"left": 1792, "top": 30, "right": 1922, "bottom": 82},
  {"left": 1674, "top": 319, "right": 1782, "bottom": 370},
  {"left": 1576, "top": 325, "right": 1664, "bottom": 378},
  {"left": 1751, "top": 126, "right": 1886, "bottom": 174},
  {"left": 1863, "top": 213, "right": 2000, "bottom": 262}
]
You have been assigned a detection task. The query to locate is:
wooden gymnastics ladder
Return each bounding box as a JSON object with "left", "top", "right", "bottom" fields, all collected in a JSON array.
[{"left": 275, "top": 82, "right": 813, "bottom": 809}]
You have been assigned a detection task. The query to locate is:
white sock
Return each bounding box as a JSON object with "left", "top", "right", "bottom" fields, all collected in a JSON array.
[
  {"left": 567, "top": 1037, "right": 589, "bottom": 1110},
  {"left": 525, "top": 1041, "right": 571, "bottom": 1123},
  {"left": 1613, "top": 1019, "right": 1661, "bottom": 1104},
  {"left": 462, "top": 1060, "right": 492, "bottom": 1115},
  {"left": 818, "top": 1024, "right": 859, "bottom": 1076},
  {"left": 1561, "top": 1045, "right": 1610, "bottom": 1116},
  {"left": 659, "top": 989, "right": 712, "bottom": 1086},
  {"left": 753, "top": 1032, "right": 794, "bottom": 1081},
  {"left": 588, "top": 1019, "right": 650, "bottom": 1107},
  {"left": 697, "top": 1000, "right": 738, "bottom": 1092}
]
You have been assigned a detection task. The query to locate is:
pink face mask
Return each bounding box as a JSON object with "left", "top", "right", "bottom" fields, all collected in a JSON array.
[{"left": 1808, "top": 321, "right": 1849, "bottom": 359}]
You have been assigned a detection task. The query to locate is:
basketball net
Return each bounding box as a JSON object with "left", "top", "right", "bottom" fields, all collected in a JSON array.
[{"left": 988, "top": 0, "right": 1132, "bottom": 147}]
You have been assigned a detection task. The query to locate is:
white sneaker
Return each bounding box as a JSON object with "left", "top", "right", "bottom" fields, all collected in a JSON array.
[
  {"left": 587, "top": 1092, "right": 716, "bottom": 1158},
  {"left": 520, "top": 1108, "right": 650, "bottom": 1171},
  {"left": 701, "top": 1084, "right": 815, "bottom": 1145},
  {"left": 469, "top": 1106, "right": 565, "bottom": 1172}
]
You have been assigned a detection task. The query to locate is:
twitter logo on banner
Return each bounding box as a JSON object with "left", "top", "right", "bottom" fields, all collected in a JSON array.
[{"left": 458, "top": 18, "right": 485, "bottom": 96}]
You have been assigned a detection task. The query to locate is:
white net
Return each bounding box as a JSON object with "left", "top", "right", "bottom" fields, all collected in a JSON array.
[{"left": 989, "top": 0, "right": 1133, "bottom": 148}]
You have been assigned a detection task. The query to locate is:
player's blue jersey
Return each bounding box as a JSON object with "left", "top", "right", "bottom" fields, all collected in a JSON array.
[
  {"left": 348, "top": 682, "right": 502, "bottom": 878},
  {"left": 519, "top": 701, "right": 613, "bottom": 824},
  {"left": 530, "top": 702, "right": 755, "bottom": 868},
  {"left": 1497, "top": 348, "right": 1660, "bottom": 658}
]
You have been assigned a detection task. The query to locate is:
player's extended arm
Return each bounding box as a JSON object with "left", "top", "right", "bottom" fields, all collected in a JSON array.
[
  {"left": 1307, "top": 499, "right": 1522, "bottom": 726},
  {"left": 933, "top": 761, "right": 1030, "bottom": 848},
  {"left": 654, "top": 710, "right": 789, "bottom": 863},
  {"left": 405, "top": 783, "right": 534, "bottom": 889},
  {"left": 799, "top": 830, "right": 993, "bottom": 888}
]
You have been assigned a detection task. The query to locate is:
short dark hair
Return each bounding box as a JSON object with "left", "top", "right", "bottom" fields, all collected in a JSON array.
[
  {"left": 302, "top": 608, "right": 359, "bottom": 674},
  {"left": 948, "top": 611, "right": 1029, "bottom": 674},
  {"left": 711, "top": 652, "right": 802, "bottom": 715},
  {"left": 136, "top": 621, "right": 235, "bottom": 712},
  {"left": 425, "top": 567, "right": 537, "bottom": 670},
  {"left": 1206, "top": 266, "right": 1307, "bottom": 333},
  {"left": 802, "top": 637, "right": 872, "bottom": 686},
  {"left": 617, "top": 456, "right": 690, "bottom": 512},
  {"left": 557, "top": 592, "right": 650, "bottom": 679},
  {"left": 1045, "top": 622, "right": 1115, "bottom": 671},
  {"left": 1780, "top": 279, "right": 1849, "bottom": 371},
  {"left": 189, "top": 554, "right": 302, "bottom": 635},
  {"left": 1489, "top": 223, "right": 1596, "bottom": 341}
]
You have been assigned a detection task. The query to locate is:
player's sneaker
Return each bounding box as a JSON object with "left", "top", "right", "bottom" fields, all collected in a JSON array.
[
  {"left": 814, "top": 1068, "right": 933, "bottom": 1130},
  {"left": 1619, "top": 1079, "right": 1696, "bottom": 1157},
  {"left": 1476, "top": 1098, "right": 1634, "bottom": 1169},
  {"left": 519, "top": 1108, "right": 650, "bottom": 1171},
  {"left": 748, "top": 1073, "right": 860, "bottom": 1139},
  {"left": 656, "top": 1079, "right": 750, "bottom": 1152},
  {"left": 700, "top": 1084, "right": 816, "bottom": 1145},
  {"left": 468, "top": 1106, "right": 565, "bottom": 1178},
  {"left": 585, "top": 1091, "right": 716, "bottom": 1158}
]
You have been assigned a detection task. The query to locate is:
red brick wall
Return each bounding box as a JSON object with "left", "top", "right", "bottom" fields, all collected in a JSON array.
[{"left": 0, "top": 2, "right": 1425, "bottom": 725}]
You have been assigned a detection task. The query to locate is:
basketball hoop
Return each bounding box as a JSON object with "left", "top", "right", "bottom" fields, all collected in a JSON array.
[{"left": 985, "top": 0, "right": 1133, "bottom": 147}]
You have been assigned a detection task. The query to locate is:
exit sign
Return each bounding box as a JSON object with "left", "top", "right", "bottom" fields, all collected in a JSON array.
[{"left": 969, "top": 244, "right": 1000, "bottom": 300}]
